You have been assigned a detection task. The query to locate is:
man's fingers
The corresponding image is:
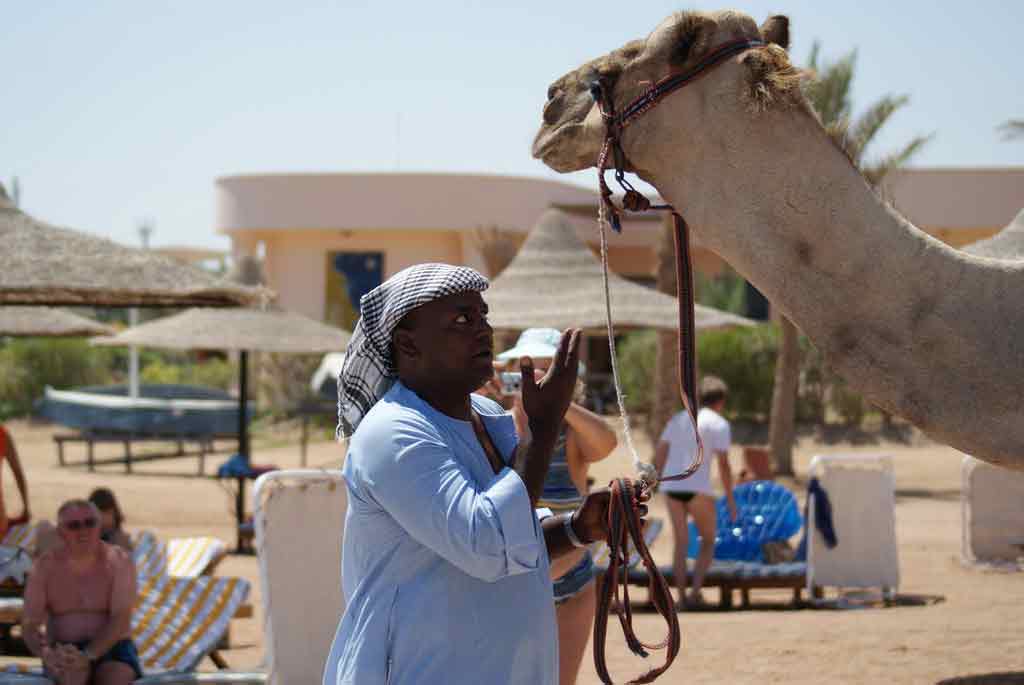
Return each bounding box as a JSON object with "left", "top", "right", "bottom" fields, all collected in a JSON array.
[
  {"left": 638, "top": 505, "right": 649, "bottom": 517},
  {"left": 520, "top": 356, "right": 537, "bottom": 393},
  {"left": 564, "top": 328, "right": 582, "bottom": 370}
]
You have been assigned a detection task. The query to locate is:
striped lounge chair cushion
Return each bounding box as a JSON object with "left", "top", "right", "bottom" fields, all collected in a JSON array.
[
  {"left": 134, "top": 532, "right": 227, "bottom": 580},
  {"left": 133, "top": 574, "right": 250, "bottom": 673},
  {"left": 1, "top": 524, "right": 38, "bottom": 553}
]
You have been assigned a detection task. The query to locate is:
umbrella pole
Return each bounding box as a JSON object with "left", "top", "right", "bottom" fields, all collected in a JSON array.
[
  {"left": 235, "top": 349, "right": 249, "bottom": 554},
  {"left": 128, "top": 309, "right": 140, "bottom": 399},
  {"left": 238, "top": 350, "right": 249, "bottom": 463}
]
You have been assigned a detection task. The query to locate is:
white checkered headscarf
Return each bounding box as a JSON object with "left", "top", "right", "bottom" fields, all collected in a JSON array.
[{"left": 336, "top": 263, "right": 490, "bottom": 439}]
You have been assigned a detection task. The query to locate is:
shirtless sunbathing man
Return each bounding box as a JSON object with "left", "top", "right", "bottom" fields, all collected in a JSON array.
[{"left": 22, "top": 499, "right": 140, "bottom": 684}]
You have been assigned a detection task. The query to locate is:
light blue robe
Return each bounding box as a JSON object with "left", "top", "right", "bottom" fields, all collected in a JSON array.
[{"left": 323, "top": 382, "right": 558, "bottom": 685}]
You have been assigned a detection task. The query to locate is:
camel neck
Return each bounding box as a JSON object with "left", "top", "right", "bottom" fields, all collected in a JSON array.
[{"left": 638, "top": 102, "right": 1024, "bottom": 466}]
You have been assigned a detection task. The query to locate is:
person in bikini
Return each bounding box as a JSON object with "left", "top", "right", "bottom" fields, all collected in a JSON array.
[
  {"left": 0, "top": 424, "right": 31, "bottom": 540},
  {"left": 22, "top": 499, "right": 140, "bottom": 684},
  {"left": 654, "top": 376, "right": 736, "bottom": 609}
]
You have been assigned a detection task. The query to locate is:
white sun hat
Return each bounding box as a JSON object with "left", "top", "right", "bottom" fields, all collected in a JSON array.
[{"left": 496, "top": 328, "right": 563, "bottom": 361}]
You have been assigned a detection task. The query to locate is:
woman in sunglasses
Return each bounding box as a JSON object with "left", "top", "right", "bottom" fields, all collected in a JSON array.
[{"left": 22, "top": 498, "right": 141, "bottom": 684}]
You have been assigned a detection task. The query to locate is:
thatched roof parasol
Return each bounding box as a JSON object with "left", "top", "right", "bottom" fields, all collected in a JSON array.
[
  {"left": 0, "top": 184, "right": 263, "bottom": 307},
  {"left": 0, "top": 306, "right": 115, "bottom": 337},
  {"left": 92, "top": 307, "right": 350, "bottom": 354},
  {"left": 962, "top": 209, "right": 1024, "bottom": 260},
  {"left": 94, "top": 307, "right": 351, "bottom": 475},
  {"left": 484, "top": 209, "right": 756, "bottom": 331}
]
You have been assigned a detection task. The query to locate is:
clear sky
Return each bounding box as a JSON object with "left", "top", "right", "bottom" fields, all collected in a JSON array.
[{"left": 5, "top": 1, "right": 1022, "bottom": 250}]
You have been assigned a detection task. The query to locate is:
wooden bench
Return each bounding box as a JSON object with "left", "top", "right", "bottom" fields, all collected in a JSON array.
[
  {"left": 621, "top": 562, "right": 818, "bottom": 609},
  {"left": 54, "top": 431, "right": 236, "bottom": 475}
]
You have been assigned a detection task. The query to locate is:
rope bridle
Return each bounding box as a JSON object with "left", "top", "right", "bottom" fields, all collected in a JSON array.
[{"left": 589, "top": 37, "right": 765, "bottom": 685}]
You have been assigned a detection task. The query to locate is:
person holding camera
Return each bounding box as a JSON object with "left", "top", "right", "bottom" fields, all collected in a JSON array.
[
  {"left": 326, "top": 265, "right": 644, "bottom": 685},
  {"left": 488, "top": 328, "right": 617, "bottom": 685}
]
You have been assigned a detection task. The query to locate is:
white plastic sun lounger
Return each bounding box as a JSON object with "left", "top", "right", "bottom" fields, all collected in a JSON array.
[
  {"left": 807, "top": 454, "right": 899, "bottom": 598},
  {"left": 960, "top": 455, "right": 1024, "bottom": 569},
  {"left": 253, "top": 469, "right": 347, "bottom": 685}
]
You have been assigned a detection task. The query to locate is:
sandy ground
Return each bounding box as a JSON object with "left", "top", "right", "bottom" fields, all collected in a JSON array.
[{"left": 2, "top": 417, "right": 1022, "bottom": 684}]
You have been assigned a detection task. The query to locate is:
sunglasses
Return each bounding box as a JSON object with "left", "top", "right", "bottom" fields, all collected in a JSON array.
[{"left": 61, "top": 517, "right": 98, "bottom": 531}]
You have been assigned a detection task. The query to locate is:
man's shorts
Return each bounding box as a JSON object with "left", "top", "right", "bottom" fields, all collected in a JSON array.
[{"left": 71, "top": 639, "right": 144, "bottom": 679}]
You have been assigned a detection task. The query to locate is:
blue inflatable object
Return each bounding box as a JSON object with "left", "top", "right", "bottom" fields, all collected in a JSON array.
[
  {"left": 686, "top": 481, "right": 803, "bottom": 562},
  {"left": 217, "top": 453, "right": 254, "bottom": 478}
]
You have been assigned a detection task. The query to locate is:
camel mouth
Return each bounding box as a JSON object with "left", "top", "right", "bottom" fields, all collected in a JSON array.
[{"left": 531, "top": 122, "right": 591, "bottom": 173}]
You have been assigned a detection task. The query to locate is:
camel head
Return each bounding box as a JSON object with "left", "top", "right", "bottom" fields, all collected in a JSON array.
[{"left": 532, "top": 10, "right": 798, "bottom": 174}]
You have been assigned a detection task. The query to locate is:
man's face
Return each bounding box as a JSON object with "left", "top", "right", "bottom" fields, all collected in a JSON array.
[
  {"left": 58, "top": 504, "right": 101, "bottom": 554},
  {"left": 397, "top": 291, "right": 494, "bottom": 392}
]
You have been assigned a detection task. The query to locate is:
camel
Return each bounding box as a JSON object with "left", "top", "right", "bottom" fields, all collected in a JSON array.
[{"left": 532, "top": 10, "right": 1024, "bottom": 470}]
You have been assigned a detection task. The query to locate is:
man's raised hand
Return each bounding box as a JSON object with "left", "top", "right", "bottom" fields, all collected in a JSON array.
[{"left": 520, "top": 328, "right": 581, "bottom": 438}]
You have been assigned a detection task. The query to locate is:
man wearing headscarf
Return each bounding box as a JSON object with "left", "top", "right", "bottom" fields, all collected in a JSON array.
[{"left": 324, "top": 263, "right": 637, "bottom": 685}]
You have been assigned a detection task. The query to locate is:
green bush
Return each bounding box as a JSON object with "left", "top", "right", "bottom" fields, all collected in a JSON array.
[
  {"left": 615, "top": 323, "right": 870, "bottom": 427},
  {"left": 617, "top": 325, "right": 777, "bottom": 421},
  {"left": 830, "top": 376, "right": 867, "bottom": 427},
  {"left": 139, "top": 358, "right": 235, "bottom": 391},
  {"left": 696, "top": 326, "right": 777, "bottom": 419},
  {"left": 616, "top": 331, "right": 658, "bottom": 414},
  {"left": 0, "top": 339, "right": 117, "bottom": 419}
]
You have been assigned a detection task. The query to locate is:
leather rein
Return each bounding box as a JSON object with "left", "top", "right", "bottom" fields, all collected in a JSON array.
[{"left": 589, "top": 37, "right": 765, "bottom": 685}]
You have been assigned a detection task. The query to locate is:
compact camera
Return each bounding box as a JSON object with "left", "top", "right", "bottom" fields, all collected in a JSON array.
[{"left": 499, "top": 372, "right": 522, "bottom": 396}]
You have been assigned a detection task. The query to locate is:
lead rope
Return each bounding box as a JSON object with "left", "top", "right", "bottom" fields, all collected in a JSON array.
[
  {"left": 589, "top": 37, "right": 766, "bottom": 683},
  {"left": 591, "top": 91, "right": 705, "bottom": 685},
  {"left": 593, "top": 203, "right": 702, "bottom": 684}
]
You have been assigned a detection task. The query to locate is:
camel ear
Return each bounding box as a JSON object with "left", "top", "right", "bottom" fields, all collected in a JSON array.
[{"left": 760, "top": 15, "right": 790, "bottom": 51}]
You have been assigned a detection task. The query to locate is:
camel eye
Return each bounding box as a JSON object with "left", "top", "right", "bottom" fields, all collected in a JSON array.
[{"left": 547, "top": 84, "right": 559, "bottom": 101}]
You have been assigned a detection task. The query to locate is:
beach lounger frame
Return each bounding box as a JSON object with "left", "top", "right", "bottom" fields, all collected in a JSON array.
[
  {"left": 253, "top": 469, "right": 347, "bottom": 685},
  {"left": 806, "top": 454, "right": 899, "bottom": 601}
]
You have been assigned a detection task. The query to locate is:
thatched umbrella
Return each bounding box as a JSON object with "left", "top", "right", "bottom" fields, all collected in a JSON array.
[
  {"left": 0, "top": 184, "right": 261, "bottom": 307},
  {"left": 94, "top": 307, "right": 350, "bottom": 551},
  {"left": 484, "top": 209, "right": 755, "bottom": 331},
  {"left": 94, "top": 307, "right": 351, "bottom": 462},
  {"left": 962, "top": 209, "right": 1024, "bottom": 260},
  {"left": 0, "top": 306, "right": 114, "bottom": 337}
]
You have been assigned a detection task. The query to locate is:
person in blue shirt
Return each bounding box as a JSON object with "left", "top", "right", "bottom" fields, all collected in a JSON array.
[{"left": 325, "top": 264, "right": 642, "bottom": 685}]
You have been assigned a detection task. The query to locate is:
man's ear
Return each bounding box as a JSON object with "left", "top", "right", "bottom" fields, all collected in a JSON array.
[{"left": 760, "top": 15, "right": 790, "bottom": 51}]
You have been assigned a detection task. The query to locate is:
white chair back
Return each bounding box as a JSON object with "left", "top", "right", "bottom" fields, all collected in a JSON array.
[
  {"left": 961, "top": 455, "right": 1024, "bottom": 568},
  {"left": 807, "top": 454, "right": 900, "bottom": 594},
  {"left": 253, "top": 469, "right": 347, "bottom": 685}
]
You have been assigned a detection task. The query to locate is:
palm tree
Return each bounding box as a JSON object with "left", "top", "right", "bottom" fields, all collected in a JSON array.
[{"left": 767, "top": 42, "right": 932, "bottom": 475}]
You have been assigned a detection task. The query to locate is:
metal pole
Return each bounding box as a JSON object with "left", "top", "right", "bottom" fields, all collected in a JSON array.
[
  {"left": 238, "top": 350, "right": 249, "bottom": 463},
  {"left": 128, "top": 308, "right": 140, "bottom": 399}
]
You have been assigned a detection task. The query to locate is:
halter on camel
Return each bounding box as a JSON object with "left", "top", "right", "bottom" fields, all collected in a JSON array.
[{"left": 587, "top": 37, "right": 765, "bottom": 684}]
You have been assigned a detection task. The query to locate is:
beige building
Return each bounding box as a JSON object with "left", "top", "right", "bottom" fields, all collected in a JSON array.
[{"left": 216, "top": 169, "right": 1024, "bottom": 326}]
